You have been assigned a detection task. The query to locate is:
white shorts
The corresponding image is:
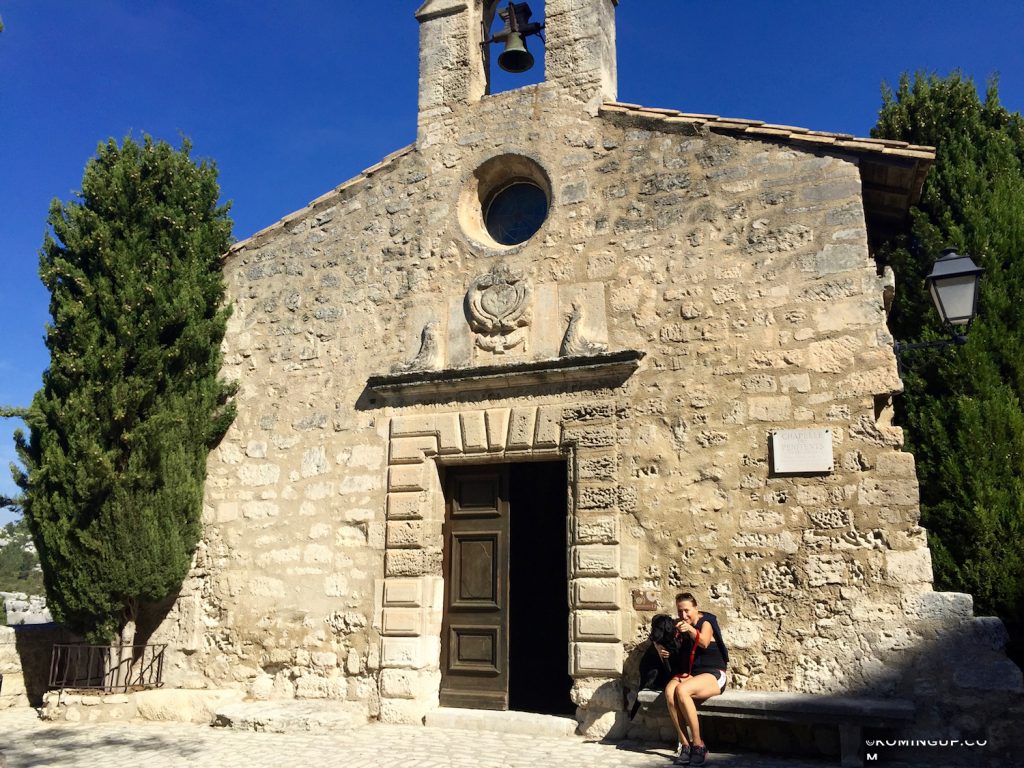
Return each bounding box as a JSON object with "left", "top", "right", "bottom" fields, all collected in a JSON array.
[
  {"left": 674, "top": 669, "right": 727, "bottom": 692},
  {"left": 712, "top": 669, "right": 727, "bottom": 692}
]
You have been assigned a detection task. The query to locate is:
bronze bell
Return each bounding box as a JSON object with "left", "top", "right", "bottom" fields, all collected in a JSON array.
[
  {"left": 492, "top": 2, "right": 542, "bottom": 74},
  {"left": 497, "top": 32, "right": 534, "bottom": 73}
]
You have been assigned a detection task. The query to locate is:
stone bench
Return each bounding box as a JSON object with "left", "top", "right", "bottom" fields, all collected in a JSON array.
[{"left": 635, "top": 689, "right": 915, "bottom": 768}]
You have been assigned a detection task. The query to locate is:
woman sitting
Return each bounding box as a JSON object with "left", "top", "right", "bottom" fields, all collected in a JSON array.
[{"left": 655, "top": 591, "right": 728, "bottom": 766}]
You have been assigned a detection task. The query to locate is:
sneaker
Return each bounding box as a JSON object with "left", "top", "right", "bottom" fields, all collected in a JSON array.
[
  {"left": 672, "top": 745, "right": 691, "bottom": 765},
  {"left": 689, "top": 744, "right": 708, "bottom": 766}
]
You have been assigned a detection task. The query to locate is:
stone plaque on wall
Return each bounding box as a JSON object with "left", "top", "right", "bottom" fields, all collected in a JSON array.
[
  {"left": 771, "top": 428, "right": 833, "bottom": 474},
  {"left": 631, "top": 590, "right": 658, "bottom": 611}
]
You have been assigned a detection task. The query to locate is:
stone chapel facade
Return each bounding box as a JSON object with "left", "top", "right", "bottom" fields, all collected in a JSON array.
[{"left": 151, "top": 0, "right": 1022, "bottom": 752}]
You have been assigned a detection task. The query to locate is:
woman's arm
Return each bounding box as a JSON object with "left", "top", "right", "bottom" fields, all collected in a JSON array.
[
  {"left": 676, "top": 619, "right": 714, "bottom": 649},
  {"left": 696, "top": 621, "right": 713, "bottom": 649}
]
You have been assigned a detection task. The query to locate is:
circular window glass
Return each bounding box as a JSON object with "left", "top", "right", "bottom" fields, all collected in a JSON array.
[{"left": 484, "top": 181, "right": 549, "bottom": 246}]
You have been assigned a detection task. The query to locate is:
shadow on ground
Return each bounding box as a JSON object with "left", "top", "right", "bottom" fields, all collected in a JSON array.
[
  {"left": 2, "top": 722, "right": 205, "bottom": 767},
  {"left": 606, "top": 739, "right": 840, "bottom": 767}
]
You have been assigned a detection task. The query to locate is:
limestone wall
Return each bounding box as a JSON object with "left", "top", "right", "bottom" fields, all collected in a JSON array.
[
  {"left": 0, "top": 626, "right": 24, "bottom": 709},
  {"left": 152, "top": 83, "right": 1022, "bottom": 753}
]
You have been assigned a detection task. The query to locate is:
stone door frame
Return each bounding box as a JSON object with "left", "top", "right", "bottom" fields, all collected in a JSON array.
[{"left": 375, "top": 400, "right": 625, "bottom": 724}]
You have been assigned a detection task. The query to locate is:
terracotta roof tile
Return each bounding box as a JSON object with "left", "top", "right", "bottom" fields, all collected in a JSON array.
[
  {"left": 709, "top": 118, "right": 766, "bottom": 127},
  {"left": 805, "top": 129, "right": 856, "bottom": 139},
  {"left": 636, "top": 106, "right": 682, "bottom": 116},
  {"left": 598, "top": 103, "right": 936, "bottom": 163},
  {"left": 857, "top": 137, "right": 910, "bottom": 148},
  {"left": 881, "top": 147, "right": 935, "bottom": 160},
  {"left": 759, "top": 124, "right": 811, "bottom": 134},
  {"left": 744, "top": 126, "right": 795, "bottom": 138},
  {"left": 788, "top": 133, "right": 844, "bottom": 146},
  {"left": 676, "top": 112, "right": 721, "bottom": 120}
]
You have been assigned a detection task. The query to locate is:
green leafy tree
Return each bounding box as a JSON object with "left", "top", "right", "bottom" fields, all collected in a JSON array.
[
  {"left": 873, "top": 73, "right": 1024, "bottom": 659},
  {"left": 13, "top": 136, "right": 235, "bottom": 645}
]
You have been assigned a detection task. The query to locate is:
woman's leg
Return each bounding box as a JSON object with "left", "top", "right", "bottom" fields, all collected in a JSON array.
[
  {"left": 676, "top": 673, "right": 722, "bottom": 746},
  {"left": 663, "top": 678, "right": 690, "bottom": 746}
]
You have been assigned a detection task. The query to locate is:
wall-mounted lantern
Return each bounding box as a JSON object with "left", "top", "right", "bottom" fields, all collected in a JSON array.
[{"left": 895, "top": 248, "right": 984, "bottom": 362}]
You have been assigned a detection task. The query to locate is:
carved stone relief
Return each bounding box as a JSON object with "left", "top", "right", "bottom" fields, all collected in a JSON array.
[
  {"left": 393, "top": 320, "right": 445, "bottom": 373},
  {"left": 464, "top": 263, "right": 532, "bottom": 353},
  {"left": 560, "top": 301, "right": 608, "bottom": 357}
]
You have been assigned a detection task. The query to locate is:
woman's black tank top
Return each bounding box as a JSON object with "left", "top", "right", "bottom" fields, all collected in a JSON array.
[{"left": 677, "top": 616, "right": 727, "bottom": 674}]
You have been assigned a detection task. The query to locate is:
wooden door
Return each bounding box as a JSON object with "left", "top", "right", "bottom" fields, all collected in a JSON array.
[{"left": 440, "top": 466, "right": 510, "bottom": 709}]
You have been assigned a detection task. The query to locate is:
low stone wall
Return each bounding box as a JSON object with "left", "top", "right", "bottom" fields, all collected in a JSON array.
[
  {"left": 1, "top": 592, "right": 52, "bottom": 626},
  {"left": 0, "top": 626, "right": 26, "bottom": 709},
  {"left": 41, "top": 688, "right": 245, "bottom": 724}
]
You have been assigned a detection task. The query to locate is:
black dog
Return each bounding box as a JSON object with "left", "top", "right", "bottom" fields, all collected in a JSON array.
[{"left": 628, "top": 614, "right": 681, "bottom": 719}]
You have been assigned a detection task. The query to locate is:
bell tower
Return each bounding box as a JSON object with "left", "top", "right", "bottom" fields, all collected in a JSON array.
[{"left": 414, "top": 0, "right": 617, "bottom": 135}]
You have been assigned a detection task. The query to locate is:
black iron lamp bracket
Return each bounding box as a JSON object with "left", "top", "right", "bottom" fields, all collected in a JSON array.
[{"left": 893, "top": 329, "right": 969, "bottom": 375}]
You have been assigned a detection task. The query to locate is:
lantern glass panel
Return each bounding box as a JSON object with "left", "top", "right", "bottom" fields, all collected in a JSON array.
[{"left": 929, "top": 274, "right": 978, "bottom": 326}]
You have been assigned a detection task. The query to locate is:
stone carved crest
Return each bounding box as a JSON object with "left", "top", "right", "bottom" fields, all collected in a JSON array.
[{"left": 464, "top": 263, "right": 532, "bottom": 353}]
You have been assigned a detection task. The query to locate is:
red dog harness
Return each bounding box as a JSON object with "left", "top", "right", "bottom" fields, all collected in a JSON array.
[{"left": 672, "top": 621, "right": 700, "bottom": 679}]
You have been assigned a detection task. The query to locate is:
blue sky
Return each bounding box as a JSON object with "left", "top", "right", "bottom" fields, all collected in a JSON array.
[{"left": 1, "top": 1, "right": 1023, "bottom": 526}]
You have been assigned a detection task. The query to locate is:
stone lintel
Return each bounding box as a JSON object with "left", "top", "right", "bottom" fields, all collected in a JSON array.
[{"left": 366, "top": 350, "right": 644, "bottom": 401}]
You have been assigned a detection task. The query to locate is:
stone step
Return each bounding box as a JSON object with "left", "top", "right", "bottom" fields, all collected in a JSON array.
[
  {"left": 425, "top": 707, "right": 579, "bottom": 737},
  {"left": 212, "top": 700, "right": 362, "bottom": 733}
]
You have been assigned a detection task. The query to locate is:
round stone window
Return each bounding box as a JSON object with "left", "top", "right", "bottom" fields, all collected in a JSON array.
[
  {"left": 484, "top": 181, "right": 548, "bottom": 245},
  {"left": 459, "top": 154, "right": 552, "bottom": 251}
]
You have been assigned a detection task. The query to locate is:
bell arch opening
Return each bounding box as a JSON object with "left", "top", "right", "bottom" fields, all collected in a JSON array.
[{"left": 482, "top": 0, "right": 546, "bottom": 95}]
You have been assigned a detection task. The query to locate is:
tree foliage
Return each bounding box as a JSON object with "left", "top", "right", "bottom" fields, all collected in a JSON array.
[
  {"left": 873, "top": 73, "right": 1024, "bottom": 656},
  {"left": 13, "top": 136, "right": 235, "bottom": 643}
]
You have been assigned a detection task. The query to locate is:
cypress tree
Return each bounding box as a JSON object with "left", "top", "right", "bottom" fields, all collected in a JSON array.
[
  {"left": 12, "top": 136, "right": 235, "bottom": 644},
  {"left": 873, "top": 74, "right": 1024, "bottom": 659}
]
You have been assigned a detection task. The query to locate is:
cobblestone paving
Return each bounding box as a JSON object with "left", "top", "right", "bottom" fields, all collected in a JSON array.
[{"left": 0, "top": 707, "right": 937, "bottom": 768}]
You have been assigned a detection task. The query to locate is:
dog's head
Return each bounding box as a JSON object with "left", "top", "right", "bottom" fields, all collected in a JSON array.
[{"left": 649, "top": 613, "right": 679, "bottom": 650}]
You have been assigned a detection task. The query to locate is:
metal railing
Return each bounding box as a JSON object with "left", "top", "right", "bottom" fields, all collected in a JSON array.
[{"left": 48, "top": 643, "right": 166, "bottom": 693}]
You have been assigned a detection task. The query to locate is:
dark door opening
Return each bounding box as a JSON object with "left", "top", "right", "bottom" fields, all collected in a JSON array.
[
  {"left": 439, "top": 461, "right": 571, "bottom": 715},
  {"left": 508, "top": 461, "right": 573, "bottom": 715}
]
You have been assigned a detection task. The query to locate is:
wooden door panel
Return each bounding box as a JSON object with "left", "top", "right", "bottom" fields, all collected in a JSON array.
[
  {"left": 451, "top": 532, "right": 501, "bottom": 608},
  {"left": 448, "top": 625, "right": 501, "bottom": 674},
  {"left": 452, "top": 473, "right": 502, "bottom": 516},
  {"left": 441, "top": 466, "right": 509, "bottom": 710}
]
